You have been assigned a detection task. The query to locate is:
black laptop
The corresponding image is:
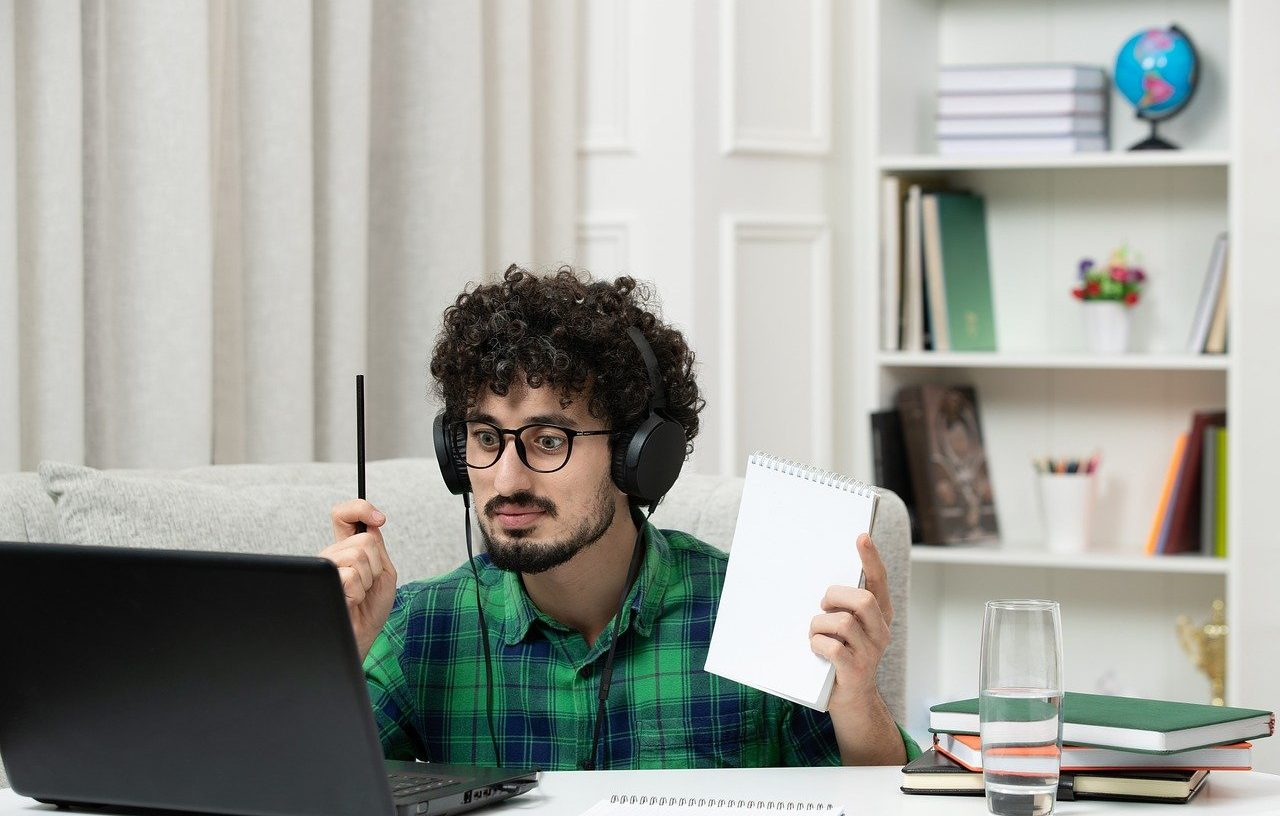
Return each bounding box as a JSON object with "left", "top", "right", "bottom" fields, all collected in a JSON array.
[{"left": 0, "top": 541, "right": 538, "bottom": 816}]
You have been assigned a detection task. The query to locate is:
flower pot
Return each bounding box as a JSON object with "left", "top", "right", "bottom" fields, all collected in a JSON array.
[{"left": 1082, "top": 300, "right": 1131, "bottom": 354}]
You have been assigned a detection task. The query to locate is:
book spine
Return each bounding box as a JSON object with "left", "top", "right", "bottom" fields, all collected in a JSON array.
[
  {"left": 937, "top": 66, "right": 1106, "bottom": 94},
  {"left": 921, "top": 194, "right": 950, "bottom": 351},
  {"left": 1156, "top": 434, "right": 1191, "bottom": 554},
  {"left": 1205, "top": 247, "right": 1230, "bottom": 353},
  {"left": 902, "top": 185, "right": 925, "bottom": 352},
  {"left": 937, "top": 136, "right": 1108, "bottom": 155},
  {"left": 1146, "top": 434, "right": 1187, "bottom": 555},
  {"left": 870, "top": 409, "right": 921, "bottom": 542},
  {"left": 1215, "top": 429, "right": 1228, "bottom": 557},
  {"left": 881, "top": 176, "right": 903, "bottom": 351},
  {"left": 1187, "top": 234, "right": 1228, "bottom": 353},
  {"left": 896, "top": 386, "right": 940, "bottom": 544},
  {"left": 1200, "top": 424, "right": 1218, "bottom": 556}
]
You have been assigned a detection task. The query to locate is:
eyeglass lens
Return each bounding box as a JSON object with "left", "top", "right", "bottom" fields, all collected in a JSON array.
[{"left": 461, "top": 421, "right": 571, "bottom": 472}]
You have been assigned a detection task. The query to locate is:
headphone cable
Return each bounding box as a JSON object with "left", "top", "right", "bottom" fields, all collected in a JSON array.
[
  {"left": 471, "top": 498, "right": 656, "bottom": 771},
  {"left": 464, "top": 491, "right": 503, "bottom": 767},
  {"left": 580, "top": 504, "right": 653, "bottom": 770}
]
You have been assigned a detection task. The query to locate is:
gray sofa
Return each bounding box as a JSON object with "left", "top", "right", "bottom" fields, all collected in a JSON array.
[{"left": 0, "top": 459, "right": 911, "bottom": 789}]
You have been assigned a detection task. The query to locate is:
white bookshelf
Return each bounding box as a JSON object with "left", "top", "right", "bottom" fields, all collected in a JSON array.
[
  {"left": 850, "top": 0, "right": 1280, "bottom": 771},
  {"left": 911, "top": 546, "right": 1231, "bottom": 576},
  {"left": 879, "top": 150, "right": 1232, "bottom": 173},
  {"left": 879, "top": 352, "right": 1230, "bottom": 371}
]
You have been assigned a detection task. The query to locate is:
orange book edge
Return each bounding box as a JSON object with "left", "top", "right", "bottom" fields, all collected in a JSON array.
[
  {"left": 935, "top": 733, "right": 1253, "bottom": 773},
  {"left": 1146, "top": 433, "right": 1189, "bottom": 555}
]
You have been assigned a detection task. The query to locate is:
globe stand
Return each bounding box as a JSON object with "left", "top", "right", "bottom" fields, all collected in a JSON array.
[{"left": 1128, "top": 119, "right": 1178, "bottom": 151}]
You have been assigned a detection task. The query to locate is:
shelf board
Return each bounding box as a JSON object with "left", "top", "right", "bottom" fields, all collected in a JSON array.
[
  {"left": 911, "top": 546, "right": 1229, "bottom": 575},
  {"left": 878, "top": 150, "right": 1232, "bottom": 173},
  {"left": 878, "top": 352, "right": 1229, "bottom": 371}
]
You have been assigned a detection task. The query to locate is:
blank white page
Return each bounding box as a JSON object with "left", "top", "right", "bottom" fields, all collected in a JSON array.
[{"left": 704, "top": 453, "right": 878, "bottom": 711}]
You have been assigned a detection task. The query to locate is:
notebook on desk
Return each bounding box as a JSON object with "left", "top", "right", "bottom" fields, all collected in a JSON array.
[{"left": 704, "top": 453, "right": 879, "bottom": 711}]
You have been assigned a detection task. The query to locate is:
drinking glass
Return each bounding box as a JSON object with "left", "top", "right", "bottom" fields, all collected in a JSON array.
[{"left": 980, "top": 600, "right": 1064, "bottom": 816}]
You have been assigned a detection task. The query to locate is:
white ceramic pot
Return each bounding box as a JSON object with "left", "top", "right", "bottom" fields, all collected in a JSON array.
[{"left": 1082, "top": 300, "right": 1131, "bottom": 354}]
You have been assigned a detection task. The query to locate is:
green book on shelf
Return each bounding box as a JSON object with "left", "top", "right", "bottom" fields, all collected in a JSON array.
[
  {"left": 935, "top": 192, "right": 997, "bottom": 352},
  {"left": 928, "top": 692, "right": 1274, "bottom": 754},
  {"left": 1215, "top": 427, "right": 1228, "bottom": 557}
]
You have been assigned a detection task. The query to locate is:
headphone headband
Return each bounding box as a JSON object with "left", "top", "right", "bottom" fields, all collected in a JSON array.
[{"left": 626, "top": 326, "right": 666, "bottom": 410}]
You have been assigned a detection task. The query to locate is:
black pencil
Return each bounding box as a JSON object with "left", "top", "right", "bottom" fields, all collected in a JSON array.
[{"left": 356, "top": 374, "right": 366, "bottom": 534}]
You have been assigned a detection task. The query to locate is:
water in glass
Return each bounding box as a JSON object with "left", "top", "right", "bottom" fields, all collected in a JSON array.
[
  {"left": 980, "top": 599, "right": 1063, "bottom": 816},
  {"left": 980, "top": 687, "right": 1062, "bottom": 816}
]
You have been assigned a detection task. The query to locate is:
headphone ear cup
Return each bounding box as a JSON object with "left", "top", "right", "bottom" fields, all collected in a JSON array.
[
  {"left": 610, "top": 427, "right": 636, "bottom": 495},
  {"left": 612, "top": 413, "right": 686, "bottom": 504},
  {"left": 433, "top": 412, "right": 471, "bottom": 495}
]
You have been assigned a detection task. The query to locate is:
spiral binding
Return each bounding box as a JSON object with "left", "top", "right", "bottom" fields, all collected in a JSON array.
[
  {"left": 747, "top": 452, "right": 877, "bottom": 499},
  {"left": 607, "top": 795, "right": 837, "bottom": 811}
]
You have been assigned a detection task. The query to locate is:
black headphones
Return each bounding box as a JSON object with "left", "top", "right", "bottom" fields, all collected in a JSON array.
[{"left": 433, "top": 325, "right": 686, "bottom": 508}]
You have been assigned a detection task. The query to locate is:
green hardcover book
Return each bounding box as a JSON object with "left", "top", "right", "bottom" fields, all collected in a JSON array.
[
  {"left": 1215, "top": 427, "right": 1228, "bottom": 557},
  {"left": 928, "top": 692, "right": 1274, "bottom": 753},
  {"left": 935, "top": 192, "right": 997, "bottom": 352}
]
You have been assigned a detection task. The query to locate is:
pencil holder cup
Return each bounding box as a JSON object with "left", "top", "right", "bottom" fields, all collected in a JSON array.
[{"left": 1038, "top": 473, "right": 1095, "bottom": 554}]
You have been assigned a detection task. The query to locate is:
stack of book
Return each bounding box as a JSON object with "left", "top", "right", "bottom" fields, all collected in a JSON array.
[
  {"left": 1147, "top": 410, "right": 1228, "bottom": 557},
  {"left": 936, "top": 64, "right": 1110, "bottom": 156},
  {"left": 902, "top": 692, "right": 1275, "bottom": 804},
  {"left": 879, "top": 179, "right": 996, "bottom": 352}
]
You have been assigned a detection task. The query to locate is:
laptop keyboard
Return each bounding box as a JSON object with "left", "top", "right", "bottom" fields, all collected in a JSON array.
[{"left": 387, "top": 772, "right": 458, "bottom": 798}]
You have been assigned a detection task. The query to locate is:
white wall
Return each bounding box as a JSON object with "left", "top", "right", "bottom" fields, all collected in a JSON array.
[{"left": 577, "top": 0, "right": 851, "bottom": 478}]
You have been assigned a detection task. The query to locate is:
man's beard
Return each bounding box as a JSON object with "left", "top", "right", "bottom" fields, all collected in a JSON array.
[{"left": 479, "top": 477, "right": 617, "bottom": 574}]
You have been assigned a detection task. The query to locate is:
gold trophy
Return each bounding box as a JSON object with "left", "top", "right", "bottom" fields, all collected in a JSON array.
[{"left": 1176, "top": 599, "right": 1227, "bottom": 706}]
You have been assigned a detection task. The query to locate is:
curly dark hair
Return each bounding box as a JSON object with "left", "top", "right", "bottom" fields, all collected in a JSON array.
[{"left": 430, "top": 264, "right": 705, "bottom": 454}]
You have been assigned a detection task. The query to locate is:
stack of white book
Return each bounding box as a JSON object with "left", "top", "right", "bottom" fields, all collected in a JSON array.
[{"left": 936, "top": 64, "right": 1110, "bottom": 156}]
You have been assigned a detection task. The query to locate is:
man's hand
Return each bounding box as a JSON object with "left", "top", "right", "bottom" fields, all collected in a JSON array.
[
  {"left": 809, "top": 532, "right": 906, "bottom": 765},
  {"left": 320, "top": 499, "right": 398, "bottom": 662}
]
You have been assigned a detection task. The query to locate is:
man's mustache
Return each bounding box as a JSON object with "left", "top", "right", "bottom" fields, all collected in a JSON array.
[{"left": 484, "top": 491, "right": 558, "bottom": 518}]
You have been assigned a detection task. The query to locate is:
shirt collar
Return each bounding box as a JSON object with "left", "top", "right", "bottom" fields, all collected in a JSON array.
[{"left": 496, "top": 510, "right": 675, "bottom": 647}]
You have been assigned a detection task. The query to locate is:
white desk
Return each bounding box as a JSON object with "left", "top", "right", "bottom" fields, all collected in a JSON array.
[{"left": 3, "top": 768, "right": 1280, "bottom": 815}]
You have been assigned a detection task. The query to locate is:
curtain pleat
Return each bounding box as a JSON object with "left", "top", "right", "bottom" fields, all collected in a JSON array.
[
  {"left": 367, "top": 0, "right": 486, "bottom": 461},
  {"left": 483, "top": 0, "right": 534, "bottom": 273},
  {"left": 235, "top": 0, "right": 315, "bottom": 463},
  {"left": 312, "top": 0, "right": 372, "bottom": 463},
  {"left": 0, "top": 1, "right": 18, "bottom": 472},
  {"left": 15, "top": 0, "right": 85, "bottom": 471},
  {"left": 1, "top": 0, "right": 578, "bottom": 473},
  {"left": 530, "top": 0, "right": 578, "bottom": 267},
  {"left": 84, "top": 0, "right": 213, "bottom": 469}
]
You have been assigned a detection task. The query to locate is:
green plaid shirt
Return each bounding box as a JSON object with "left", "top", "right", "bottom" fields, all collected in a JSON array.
[{"left": 363, "top": 523, "right": 920, "bottom": 770}]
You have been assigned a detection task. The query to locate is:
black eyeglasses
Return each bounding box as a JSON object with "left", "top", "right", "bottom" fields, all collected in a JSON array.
[{"left": 449, "top": 420, "right": 615, "bottom": 474}]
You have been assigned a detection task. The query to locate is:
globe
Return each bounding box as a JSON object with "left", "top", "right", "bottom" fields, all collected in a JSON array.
[{"left": 1113, "top": 25, "right": 1199, "bottom": 150}]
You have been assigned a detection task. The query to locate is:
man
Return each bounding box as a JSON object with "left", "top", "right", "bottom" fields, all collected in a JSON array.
[{"left": 320, "top": 265, "right": 920, "bottom": 769}]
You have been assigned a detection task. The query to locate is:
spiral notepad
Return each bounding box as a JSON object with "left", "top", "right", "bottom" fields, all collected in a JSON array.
[
  {"left": 581, "top": 794, "right": 843, "bottom": 816},
  {"left": 705, "top": 453, "right": 879, "bottom": 711}
]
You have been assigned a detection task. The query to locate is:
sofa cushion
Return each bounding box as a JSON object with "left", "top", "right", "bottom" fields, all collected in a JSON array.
[
  {"left": 0, "top": 472, "right": 60, "bottom": 545},
  {"left": 37, "top": 460, "right": 466, "bottom": 582},
  {"left": 29, "top": 460, "right": 908, "bottom": 725}
]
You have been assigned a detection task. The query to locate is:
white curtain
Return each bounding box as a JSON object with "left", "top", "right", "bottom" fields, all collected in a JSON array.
[{"left": 0, "top": 0, "right": 579, "bottom": 472}]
